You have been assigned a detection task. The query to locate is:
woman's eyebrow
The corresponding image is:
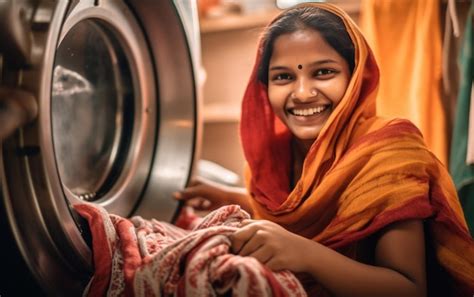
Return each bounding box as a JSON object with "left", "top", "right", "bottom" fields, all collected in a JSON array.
[
  {"left": 309, "top": 59, "right": 338, "bottom": 66},
  {"left": 269, "top": 59, "right": 339, "bottom": 71},
  {"left": 269, "top": 65, "right": 290, "bottom": 71}
]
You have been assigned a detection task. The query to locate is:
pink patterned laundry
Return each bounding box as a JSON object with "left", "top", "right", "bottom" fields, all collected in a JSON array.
[{"left": 74, "top": 204, "right": 307, "bottom": 297}]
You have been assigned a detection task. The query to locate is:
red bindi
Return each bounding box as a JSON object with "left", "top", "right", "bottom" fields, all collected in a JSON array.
[{"left": 298, "top": 64, "right": 303, "bottom": 70}]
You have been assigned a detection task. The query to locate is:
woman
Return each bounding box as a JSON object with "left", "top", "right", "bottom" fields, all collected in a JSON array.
[{"left": 175, "top": 3, "right": 474, "bottom": 296}]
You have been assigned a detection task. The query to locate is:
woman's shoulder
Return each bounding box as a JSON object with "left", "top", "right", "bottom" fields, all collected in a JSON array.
[
  {"left": 345, "top": 117, "right": 431, "bottom": 162},
  {"left": 352, "top": 117, "right": 425, "bottom": 146}
]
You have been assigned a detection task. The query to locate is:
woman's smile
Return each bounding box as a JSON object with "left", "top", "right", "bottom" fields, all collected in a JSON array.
[{"left": 287, "top": 103, "right": 332, "bottom": 123}]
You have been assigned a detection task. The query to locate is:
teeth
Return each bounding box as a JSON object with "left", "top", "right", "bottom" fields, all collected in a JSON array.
[{"left": 291, "top": 106, "right": 326, "bottom": 116}]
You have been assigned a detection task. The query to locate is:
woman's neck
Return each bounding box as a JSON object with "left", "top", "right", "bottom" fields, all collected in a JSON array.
[
  {"left": 291, "top": 138, "right": 313, "bottom": 186},
  {"left": 293, "top": 138, "right": 313, "bottom": 157}
]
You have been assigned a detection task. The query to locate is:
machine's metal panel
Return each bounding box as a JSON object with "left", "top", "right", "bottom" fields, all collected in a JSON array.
[
  {"left": 130, "top": 0, "right": 201, "bottom": 221},
  {"left": 0, "top": 0, "right": 201, "bottom": 295}
]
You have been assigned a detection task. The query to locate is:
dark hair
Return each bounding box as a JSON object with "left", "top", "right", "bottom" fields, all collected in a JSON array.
[{"left": 258, "top": 6, "right": 355, "bottom": 84}]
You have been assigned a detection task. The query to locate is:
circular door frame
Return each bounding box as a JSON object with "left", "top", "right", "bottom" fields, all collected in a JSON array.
[
  {"left": 56, "top": 0, "right": 157, "bottom": 216},
  {"left": 128, "top": 0, "right": 201, "bottom": 221},
  {"left": 0, "top": 0, "right": 201, "bottom": 295}
]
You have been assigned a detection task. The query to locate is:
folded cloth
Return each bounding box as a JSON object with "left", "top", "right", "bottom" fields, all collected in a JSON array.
[{"left": 74, "top": 204, "right": 307, "bottom": 297}]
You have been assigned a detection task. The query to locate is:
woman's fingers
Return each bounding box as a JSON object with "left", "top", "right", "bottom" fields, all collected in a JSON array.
[
  {"left": 247, "top": 245, "right": 273, "bottom": 265},
  {"left": 173, "top": 184, "right": 207, "bottom": 201},
  {"left": 230, "top": 223, "right": 277, "bottom": 266},
  {"left": 186, "top": 176, "right": 219, "bottom": 188},
  {"left": 264, "top": 257, "right": 283, "bottom": 271},
  {"left": 172, "top": 191, "right": 183, "bottom": 200},
  {"left": 173, "top": 183, "right": 222, "bottom": 211},
  {"left": 230, "top": 222, "right": 260, "bottom": 253},
  {"left": 240, "top": 219, "right": 254, "bottom": 226},
  {"left": 238, "top": 230, "right": 268, "bottom": 256},
  {"left": 172, "top": 175, "right": 238, "bottom": 212},
  {"left": 187, "top": 197, "right": 212, "bottom": 210},
  {"left": 187, "top": 178, "right": 204, "bottom": 187},
  {"left": 174, "top": 180, "right": 225, "bottom": 204}
]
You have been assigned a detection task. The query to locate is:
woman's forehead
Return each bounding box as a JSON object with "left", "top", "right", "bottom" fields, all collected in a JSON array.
[{"left": 269, "top": 29, "right": 343, "bottom": 65}]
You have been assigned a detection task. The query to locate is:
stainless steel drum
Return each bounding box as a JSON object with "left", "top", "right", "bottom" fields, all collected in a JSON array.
[{"left": 0, "top": 0, "right": 201, "bottom": 295}]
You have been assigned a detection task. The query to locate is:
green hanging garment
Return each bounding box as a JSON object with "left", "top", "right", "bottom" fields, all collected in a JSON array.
[{"left": 449, "top": 2, "right": 474, "bottom": 236}]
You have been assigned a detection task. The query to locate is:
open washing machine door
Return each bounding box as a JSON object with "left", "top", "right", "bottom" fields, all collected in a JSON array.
[{"left": 0, "top": 0, "right": 201, "bottom": 295}]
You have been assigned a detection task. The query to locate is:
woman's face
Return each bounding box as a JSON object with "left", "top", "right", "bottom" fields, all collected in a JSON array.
[{"left": 268, "top": 29, "right": 351, "bottom": 147}]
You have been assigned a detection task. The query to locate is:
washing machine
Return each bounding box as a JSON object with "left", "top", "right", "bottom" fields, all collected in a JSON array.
[{"left": 0, "top": 0, "right": 201, "bottom": 295}]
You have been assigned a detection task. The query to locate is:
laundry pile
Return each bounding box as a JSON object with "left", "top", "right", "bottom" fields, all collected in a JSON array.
[{"left": 74, "top": 204, "right": 307, "bottom": 296}]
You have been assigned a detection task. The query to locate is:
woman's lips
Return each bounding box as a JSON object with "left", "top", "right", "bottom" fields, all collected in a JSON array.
[
  {"left": 287, "top": 104, "right": 331, "bottom": 123},
  {"left": 288, "top": 105, "right": 329, "bottom": 116}
]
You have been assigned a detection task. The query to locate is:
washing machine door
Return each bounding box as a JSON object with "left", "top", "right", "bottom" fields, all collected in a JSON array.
[{"left": 0, "top": 0, "right": 201, "bottom": 295}]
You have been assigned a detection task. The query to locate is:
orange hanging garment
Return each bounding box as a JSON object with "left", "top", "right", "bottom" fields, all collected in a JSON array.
[
  {"left": 359, "top": 0, "right": 448, "bottom": 165},
  {"left": 240, "top": 3, "right": 473, "bottom": 296}
]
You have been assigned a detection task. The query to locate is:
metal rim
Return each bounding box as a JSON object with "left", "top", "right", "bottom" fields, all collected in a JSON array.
[
  {"left": 53, "top": 0, "right": 157, "bottom": 215},
  {"left": 130, "top": 0, "right": 201, "bottom": 221}
]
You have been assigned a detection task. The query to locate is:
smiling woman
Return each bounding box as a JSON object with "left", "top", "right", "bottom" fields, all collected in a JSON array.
[{"left": 176, "top": 3, "right": 474, "bottom": 297}]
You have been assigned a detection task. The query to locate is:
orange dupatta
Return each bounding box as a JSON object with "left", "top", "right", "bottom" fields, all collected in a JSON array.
[{"left": 240, "top": 3, "right": 474, "bottom": 295}]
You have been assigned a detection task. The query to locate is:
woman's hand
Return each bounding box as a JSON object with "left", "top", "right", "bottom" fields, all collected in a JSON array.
[
  {"left": 230, "top": 219, "right": 312, "bottom": 272},
  {"left": 173, "top": 176, "right": 253, "bottom": 214}
]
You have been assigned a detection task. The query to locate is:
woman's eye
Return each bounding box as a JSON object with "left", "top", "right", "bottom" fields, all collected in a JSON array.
[
  {"left": 272, "top": 73, "right": 292, "bottom": 81},
  {"left": 315, "top": 69, "right": 336, "bottom": 77}
]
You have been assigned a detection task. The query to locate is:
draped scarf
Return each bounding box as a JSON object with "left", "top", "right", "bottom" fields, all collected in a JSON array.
[{"left": 240, "top": 3, "right": 474, "bottom": 295}]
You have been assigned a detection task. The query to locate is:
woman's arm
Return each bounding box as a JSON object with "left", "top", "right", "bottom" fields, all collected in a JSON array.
[
  {"left": 173, "top": 176, "right": 253, "bottom": 215},
  {"left": 231, "top": 219, "right": 426, "bottom": 297},
  {"left": 304, "top": 219, "right": 426, "bottom": 297}
]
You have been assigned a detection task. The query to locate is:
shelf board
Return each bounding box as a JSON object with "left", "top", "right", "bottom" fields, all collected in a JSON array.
[
  {"left": 329, "top": 1, "right": 361, "bottom": 15},
  {"left": 200, "top": 9, "right": 282, "bottom": 33},
  {"left": 199, "top": 2, "right": 360, "bottom": 34}
]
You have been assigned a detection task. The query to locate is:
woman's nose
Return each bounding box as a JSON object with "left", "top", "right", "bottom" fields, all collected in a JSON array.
[{"left": 293, "top": 79, "right": 316, "bottom": 101}]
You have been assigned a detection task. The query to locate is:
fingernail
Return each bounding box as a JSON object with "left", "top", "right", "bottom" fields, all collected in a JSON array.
[{"left": 173, "top": 192, "right": 182, "bottom": 199}]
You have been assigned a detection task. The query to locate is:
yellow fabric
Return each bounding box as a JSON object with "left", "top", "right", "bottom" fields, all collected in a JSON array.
[{"left": 360, "top": 0, "right": 448, "bottom": 165}]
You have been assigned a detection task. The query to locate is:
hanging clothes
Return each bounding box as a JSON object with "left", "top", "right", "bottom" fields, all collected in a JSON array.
[
  {"left": 468, "top": 84, "right": 474, "bottom": 164},
  {"left": 449, "top": 1, "right": 474, "bottom": 236},
  {"left": 359, "top": 0, "right": 448, "bottom": 165}
]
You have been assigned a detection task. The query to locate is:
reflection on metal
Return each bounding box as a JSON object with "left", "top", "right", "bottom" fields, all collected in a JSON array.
[
  {"left": 0, "top": 0, "right": 201, "bottom": 295},
  {"left": 52, "top": 65, "right": 93, "bottom": 96},
  {"left": 172, "top": 119, "right": 195, "bottom": 128},
  {"left": 198, "top": 160, "right": 240, "bottom": 186},
  {"left": 78, "top": 192, "right": 97, "bottom": 201},
  {"left": 52, "top": 18, "right": 135, "bottom": 203}
]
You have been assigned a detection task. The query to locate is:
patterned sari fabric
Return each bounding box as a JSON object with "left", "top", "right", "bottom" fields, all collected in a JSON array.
[
  {"left": 74, "top": 204, "right": 306, "bottom": 297},
  {"left": 240, "top": 3, "right": 474, "bottom": 296}
]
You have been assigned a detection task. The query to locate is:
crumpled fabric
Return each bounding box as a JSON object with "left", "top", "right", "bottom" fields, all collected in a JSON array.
[{"left": 74, "top": 204, "right": 307, "bottom": 297}]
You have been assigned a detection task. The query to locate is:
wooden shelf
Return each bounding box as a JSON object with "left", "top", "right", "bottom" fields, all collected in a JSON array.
[
  {"left": 200, "top": 9, "right": 282, "bottom": 33},
  {"left": 329, "top": 1, "right": 361, "bottom": 15},
  {"left": 199, "top": 2, "right": 361, "bottom": 34}
]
